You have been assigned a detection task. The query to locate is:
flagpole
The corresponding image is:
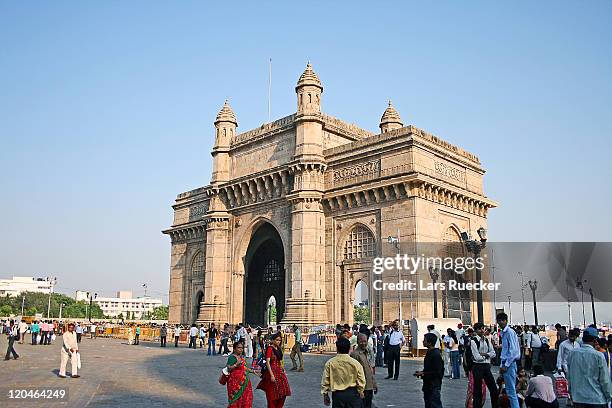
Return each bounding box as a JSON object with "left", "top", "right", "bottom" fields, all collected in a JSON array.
[{"left": 268, "top": 58, "right": 272, "bottom": 123}]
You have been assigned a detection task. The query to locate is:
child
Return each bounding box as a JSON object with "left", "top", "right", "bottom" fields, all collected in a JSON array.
[{"left": 516, "top": 368, "right": 529, "bottom": 407}]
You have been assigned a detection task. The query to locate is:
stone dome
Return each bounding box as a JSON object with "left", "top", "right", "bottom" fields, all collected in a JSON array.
[
  {"left": 296, "top": 62, "right": 323, "bottom": 91},
  {"left": 215, "top": 100, "right": 237, "bottom": 126},
  {"left": 380, "top": 100, "right": 403, "bottom": 126}
]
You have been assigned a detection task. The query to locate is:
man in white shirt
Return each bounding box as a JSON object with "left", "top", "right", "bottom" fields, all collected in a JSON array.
[
  {"left": 4, "top": 321, "right": 19, "bottom": 360},
  {"left": 385, "top": 320, "right": 405, "bottom": 380},
  {"left": 470, "top": 322, "right": 499, "bottom": 408},
  {"left": 427, "top": 324, "right": 441, "bottom": 349},
  {"left": 90, "top": 323, "right": 97, "bottom": 339},
  {"left": 59, "top": 323, "right": 79, "bottom": 378},
  {"left": 188, "top": 324, "right": 198, "bottom": 349},
  {"left": 443, "top": 331, "right": 452, "bottom": 377},
  {"left": 18, "top": 320, "right": 28, "bottom": 344},
  {"left": 527, "top": 326, "right": 543, "bottom": 368},
  {"left": 75, "top": 323, "right": 83, "bottom": 343},
  {"left": 173, "top": 325, "right": 181, "bottom": 347},
  {"left": 199, "top": 324, "right": 206, "bottom": 349},
  {"left": 526, "top": 365, "right": 558, "bottom": 408},
  {"left": 556, "top": 328, "right": 580, "bottom": 373},
  {"left": 236, "top": 323, "right": 247, "bottom": 344}
]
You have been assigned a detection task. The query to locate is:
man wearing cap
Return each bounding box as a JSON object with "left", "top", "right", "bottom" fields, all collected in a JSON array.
[
  {"left": 59, "top": 323, "right": 79, "bottom": 378},
  {"left": 566, "top": 327, "right": 611, "bottom": 408}
]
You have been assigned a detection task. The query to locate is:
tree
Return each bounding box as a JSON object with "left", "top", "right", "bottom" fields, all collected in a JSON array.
[
  {"left": 117, "top": 313, "right": 124, "bottom": 321},
  {"left": 0, "top": 292, "right": 106, "bottom": 319},
  {"left": 353, "top": 306, "right": 371, "bottom": 324},
  {"left": 151, "top": 305, "right": 168, "bottom": 320},
  {"left": 0, "top": 304, "right": 13, "bottom": 316}
]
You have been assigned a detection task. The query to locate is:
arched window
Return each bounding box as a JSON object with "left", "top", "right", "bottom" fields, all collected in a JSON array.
[
  {"left": 191, "top": 251, "right": 205, "bottom": 278},
  {"left": 442, "top": 226, "right": 471, "bottom": 324},
  {"left": 343, "top": 226, "right": 375, "bottom": 260},
  {"left": 263, "top": 259, "right": 282, "bottom": 282}
]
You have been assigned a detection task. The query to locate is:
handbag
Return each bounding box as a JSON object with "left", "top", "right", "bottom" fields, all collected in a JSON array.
[
  {"left": 218, "top": 367, "right": 229, "bottom": 385},
  {"left": 76, "top": 352, "right": 82, "bottom": 369}
]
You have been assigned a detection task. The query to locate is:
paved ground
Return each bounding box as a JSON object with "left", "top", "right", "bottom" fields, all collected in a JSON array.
[{"left": 1, "top": 335, "right": 497, "bottom": 408}]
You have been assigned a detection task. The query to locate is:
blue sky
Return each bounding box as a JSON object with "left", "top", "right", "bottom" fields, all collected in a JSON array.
[{"left": 1, "top": 2, "right": 611, "bottom": 319}]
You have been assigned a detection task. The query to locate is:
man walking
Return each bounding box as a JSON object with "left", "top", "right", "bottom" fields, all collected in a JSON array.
[
  {"left": 497, "top": 313, "right": 521, "bottom": 408},
  {"left": 566, "top": 327, "right": 612, "bottom": 408},
  {"left": 207, "top": 323, "right": 218, "bottom": 355},
  {"left": 290, "top": 324, "right": 304, "bottom": 372},
  {"left": 59, "top": 323, "right": 79, "bottom": 378},
  {"left": 385, "top": 320, "right": 405, "bottom": 380},
  {"left": 134, "top": 324, "right": 140, "bottom": 345},
  {"left": 75, "top": 323, "right": 83, "bottom": 343},
  {"left": 556, "top": 328, "right": 580, "bottom": 374},
  {"left": 527, "top": 326, "right": 543, "bottom": 369},
  {"left": 188, "top": 324, "right": 197, "bottom": 349},
  {"left": 321, "top": 337, "right": 366, "bottom": 407},
  {"left": 30, "top": 320, "right": 39, "bottom": 345},
  {"left": 18, "top": 320, "right": 27, "bottom": 344},
  {"left": 174, "top": 325, "right": 181, "bottom": 347},
  {"left": 351, "top": 333, "right": 378, "bottom": 408},
  {"left": 160, "top": 324, "right": 167, "bottom": 347},
  {"left": 199, "top": 324, "right": 206, "bottom": 348},
  {"left": 4, "top": 320, "right": 19, "bottom": 361},
  {"left": 415, "top": 333, "right": 444, "bottom": 408},
  {"left": 90, "top": 322, "right": 97, "bottom": 339},
  {"left": 469, "top": 322, "right": 499, "bottom": 408}
]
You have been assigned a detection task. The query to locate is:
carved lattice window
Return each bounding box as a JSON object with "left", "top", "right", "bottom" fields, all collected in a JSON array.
[
  {"left": 191, "top": 251, "right": 205, "bottom": 278},
  {"left": 343, "top": 226, "right": 375, "bottom": 260},
  {"left": 263, "top": 259, "right": 282, "bottom": 282}
]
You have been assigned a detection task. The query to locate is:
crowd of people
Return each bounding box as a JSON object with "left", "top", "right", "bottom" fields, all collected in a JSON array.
[{"left": 4, "top": 315, "right": 612, "bottom": 408}]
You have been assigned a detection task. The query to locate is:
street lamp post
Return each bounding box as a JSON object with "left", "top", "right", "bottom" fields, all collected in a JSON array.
[
  {"left": 588, "top": 288, "right": 596, "bottom": 327},
  {"left": 21, "top": 295, "right": 25, "bottom": 316},
  {"left": 88, "top": 292, "right": 98, "bottom": 323},
  {"left": 518, "top": 272, "right": 527, "bottom": 326},
  {"left": 461, "top": 227, "right": 487, "bottom": 324},
  {"left": 59, "top": 303, "right": 65, "bottom": 321},
  {"left": 507, "top": 295, "right": 512, "bottom": 324},
  {"left": 528, "top": 280, "right": 538, "bottom": 326},
  {"left": 387, "top": 230, "right": 403, "bottom": 327},
  {"left": 46, "top": 277, "right": 57, "bottom": 319},
  {"left": 576, "top": 279, "right": 587, "bottom": 327},
  {"left": 428, "top": 266, "right": 440, "bottom": 318}
]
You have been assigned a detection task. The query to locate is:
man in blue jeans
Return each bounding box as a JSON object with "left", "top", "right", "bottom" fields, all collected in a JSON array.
[
  {"left": 207, "top": 323, "right": 218, "bottom": 356},
  {"left": 497, "top": 313, "right": 521, "bottom": 408}
]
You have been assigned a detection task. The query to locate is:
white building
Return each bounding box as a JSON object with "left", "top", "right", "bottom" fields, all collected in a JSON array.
[
  {"left": 93, "top": 291, "right": 162, "bottom": 319},
  {"left": 0, "top": 276, "right": 53, "bottom": 297}
]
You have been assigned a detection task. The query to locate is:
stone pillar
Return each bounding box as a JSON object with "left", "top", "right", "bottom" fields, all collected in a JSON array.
[
  {"left": 282, "top": 197, "right": 328, "bottom": 325},
  {"left": 197, "top": 212, "right": 231, "bottom": 325},
  {"left": 168, "top": 241, "right": 187, "bottom": 324}
]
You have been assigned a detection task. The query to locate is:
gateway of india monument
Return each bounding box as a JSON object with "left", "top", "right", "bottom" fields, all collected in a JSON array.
[{"left": 163, "top": 63, "right": 497, "bottom": 327}]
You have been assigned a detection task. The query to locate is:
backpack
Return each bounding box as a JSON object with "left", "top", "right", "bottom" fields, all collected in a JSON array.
[{"left": 463, "top": 336, "right": 489, "bottom": 373}]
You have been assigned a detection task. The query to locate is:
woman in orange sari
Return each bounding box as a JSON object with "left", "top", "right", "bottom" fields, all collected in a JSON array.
[
  {"left": 257, "top": 332, "right": 291, "bottom": 408},
  {"left": 225, "top": 341, "right": 253, "bottom": 408}
]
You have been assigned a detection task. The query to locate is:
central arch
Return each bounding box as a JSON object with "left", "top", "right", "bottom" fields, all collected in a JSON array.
[{"left": 243, "top": 223, "right": 285, "bottom": 326}]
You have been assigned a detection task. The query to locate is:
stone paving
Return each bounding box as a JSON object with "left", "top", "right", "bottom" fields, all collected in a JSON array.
[{"left": 1, "top": 335, "right": 496, "bottom": 408}]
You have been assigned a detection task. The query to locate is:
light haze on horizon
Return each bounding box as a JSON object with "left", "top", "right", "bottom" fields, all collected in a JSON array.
[{"left": 1, "top": 2, "right": 611, "bottom": 322}]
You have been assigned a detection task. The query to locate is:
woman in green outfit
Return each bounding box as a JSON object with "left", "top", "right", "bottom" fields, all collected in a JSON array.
[{"left": 225, "top": 341, "right": 254, "bottom": 408}]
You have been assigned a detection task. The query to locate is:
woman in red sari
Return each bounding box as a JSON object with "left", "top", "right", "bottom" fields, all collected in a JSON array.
[
  {"left": 257, "top": 332, "right": 291, "bottom": 408},
  {"left": 225, "top": 341, "right": 254, "bottom": 408}
]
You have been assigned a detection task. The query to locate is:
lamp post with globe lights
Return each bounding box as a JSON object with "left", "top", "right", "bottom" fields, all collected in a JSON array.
[
  {"left": 528, "top": 280, "right": 538, "bottom": 326},
  {"left": 428, "top": 266, "right": 440, "bottom": 318},
  {"left": 460, "top": 227, "right": 487, "bottom": 324}
]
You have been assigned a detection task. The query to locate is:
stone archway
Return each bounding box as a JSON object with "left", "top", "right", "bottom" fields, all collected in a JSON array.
[{"left": 243, "top": 223, "right": 285, "bottom": 326}]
